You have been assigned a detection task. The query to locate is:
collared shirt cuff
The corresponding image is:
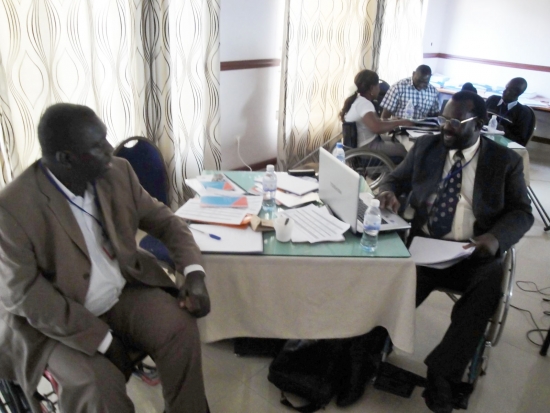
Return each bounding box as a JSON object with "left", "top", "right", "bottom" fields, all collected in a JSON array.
[
  {"left": 97, "top": 331, "right": 113, "bottom": 354},
  {"left": 183, "top": 264, "right": 205, "bottom": 277}
]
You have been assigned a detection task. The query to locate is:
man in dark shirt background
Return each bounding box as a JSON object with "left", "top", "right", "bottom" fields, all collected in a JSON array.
[{"left": 485, "top": 77, "right": 534, "bottom": 146}]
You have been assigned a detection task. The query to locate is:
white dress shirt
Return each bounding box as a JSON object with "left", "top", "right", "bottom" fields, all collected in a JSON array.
[
  {"left": 497, "top": 98, "right": 518, "bottom": 111},
  {"left": 423, "top": 138, "right": 480, "bottom": 241},
  {"left": 46, "top": 169, "right": 206, "bottom": 353}
]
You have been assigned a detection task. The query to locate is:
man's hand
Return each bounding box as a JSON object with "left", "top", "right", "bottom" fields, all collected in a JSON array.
[
  {"left": 376, "top": 191, "right": 400, "bottom": 213},
  {"left": 104, "top": 335, "right": 133, "bottom": 381},
  {"left": 463, "top": 233, "right": 499, "bottom": 259},
  {"left": 178, "top": 271, "right": 211, "bottom": 318}
]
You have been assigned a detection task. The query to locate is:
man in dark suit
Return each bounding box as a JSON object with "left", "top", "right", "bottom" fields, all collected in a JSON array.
[
  {"left": 0, "top": 104, "right": 210, "bottom": 412},
  {"left": 486, "top": 77, "right": 534, "bottom": 146},
  {"left": 377, "top": 92, "right": 533, "bottom": 413}
]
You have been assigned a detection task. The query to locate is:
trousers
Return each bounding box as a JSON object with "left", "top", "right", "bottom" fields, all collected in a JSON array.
[
  {"left": 46, "top": 284, "right": 206, "bottom": 413},
  {"left": 416, "top": 256, "right": 503, "bottom": 381}
]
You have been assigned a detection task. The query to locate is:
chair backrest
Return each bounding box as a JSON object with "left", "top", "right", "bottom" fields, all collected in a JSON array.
[
  {"left": 342, "top": 122, "right": 358, "bottom": 148},
  {"left": 526, "top": 106, "right": 537, "bottom": 145},
  {"left": 373, "top": 80, "right": 390, "bottom": 116},
  {"left": 440, "top": 99, "right": 449, "bottom": 114},
  {"left": 113, "top": 137, "right": 170, "bottom": 206}
]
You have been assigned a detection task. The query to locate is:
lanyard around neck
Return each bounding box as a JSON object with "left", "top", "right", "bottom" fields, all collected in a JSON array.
[
  {"left": 39, "top": 161, "right": 106, "bottom": 232},
  {"left": 440, "top": 145, "right": 480, "bottom": 185}
]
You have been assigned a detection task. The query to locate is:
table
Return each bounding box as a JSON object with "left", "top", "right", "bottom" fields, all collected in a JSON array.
[
  {"left": 396, "top": 133, "right": 531, "bottom": 185},
  {"left": 195, "top": 172, "right": 417, "bottom": 353}
]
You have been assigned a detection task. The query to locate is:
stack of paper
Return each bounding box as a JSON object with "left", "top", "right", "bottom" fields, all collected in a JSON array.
[
  {"left": 253, "top": 173, "right": 319, "bottom": 196},
  {"left": 409, "top": 237, "right": 475, "bottom": 269},
  {"left": 278, "top": 204, "right": 349, "bottom": 243}
]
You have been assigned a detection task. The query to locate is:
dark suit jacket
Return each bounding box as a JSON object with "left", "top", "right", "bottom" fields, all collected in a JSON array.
[
  {"left": 0, "top": 158, "right": 203, "bottom": 398},
  {"left": 378, "top": 134, "right": 533, "bottom": 253},
  {"left": 486, "top": 95, "right": 534, "bottom": 146}
]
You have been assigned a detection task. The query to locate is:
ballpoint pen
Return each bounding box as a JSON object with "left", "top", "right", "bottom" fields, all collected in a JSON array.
[{"left": 190, "top": 227, "right": 222, "bottom": 240}]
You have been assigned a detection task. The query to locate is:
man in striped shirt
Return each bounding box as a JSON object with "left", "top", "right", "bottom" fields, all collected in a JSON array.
[{"left": 381, "top": 65, "right": 440, "bottom": 120}]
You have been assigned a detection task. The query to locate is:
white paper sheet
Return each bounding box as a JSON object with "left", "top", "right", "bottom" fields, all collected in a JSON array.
[
  {"left": 409, "top": 237, "right": 475, "bottom": 269},
  {"left": 507, "top": 142, "right": 524, "bottom": 149},
  {"left": 274, "top": 173, "right": 319, "bottom": 195},
  {"left": 175, "top": 199, "right": 247, "bottom": 225},
  {"left": 276, "top": 190, "right": 320, "bottom": 208},
  {"left": 189, "top": 224, "right": 263, "bottom": 253},
  {"left": 279, "top": 204, "right": 349, "bottom": 243},
  {"left": 408, "top": 130, "right": 434, "bottom": 139}
]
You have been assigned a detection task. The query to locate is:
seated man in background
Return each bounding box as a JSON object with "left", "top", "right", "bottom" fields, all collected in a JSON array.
[
  {"left": 380, "top": 65, "right": 440, "bottom": 120},
  {"left": 377, "top": 92, "right": 533, "bottom": 413},
  {"left": 460, "top": 83, "right": 477, "bottom": 94},
  {"left": 0, "top": 103, "right": 210, "bottom": 413},
  {"left": 485, "top": 77, "right": 534, "bottom": 146}
]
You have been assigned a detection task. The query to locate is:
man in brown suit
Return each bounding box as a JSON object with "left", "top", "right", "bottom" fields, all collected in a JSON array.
[{"left": 0, "top": 103, "right": 210, "bottom": 412}]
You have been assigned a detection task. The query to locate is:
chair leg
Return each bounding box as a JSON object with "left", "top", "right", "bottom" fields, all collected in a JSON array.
[{"left": 528, "top": 186, "right": 550, "bottom": 231}]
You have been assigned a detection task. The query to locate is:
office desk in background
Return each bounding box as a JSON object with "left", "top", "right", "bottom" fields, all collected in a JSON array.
[
  {"left": 437, "top": 87, "right": 550, "bottom": 141},
  {"left": 195, "top": 171, "right": 417, "bottom": 353},
  {"left": 396, "top": 133, "right": 531, "bottom": 185}
]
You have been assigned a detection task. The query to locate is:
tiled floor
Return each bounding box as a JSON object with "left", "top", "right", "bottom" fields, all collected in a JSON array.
[{"left": 127, "top": 142, "right": 550, "bottom": 413}]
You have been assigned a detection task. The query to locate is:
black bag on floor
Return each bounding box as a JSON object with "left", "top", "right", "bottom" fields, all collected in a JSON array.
[{"left": 267, "top": 339, "right": 347, "bottom": 413}]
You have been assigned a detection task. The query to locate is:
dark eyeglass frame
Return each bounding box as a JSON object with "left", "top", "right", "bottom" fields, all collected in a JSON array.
[{"left": 436, "top": 116, "right": 477, "bottom": 129}]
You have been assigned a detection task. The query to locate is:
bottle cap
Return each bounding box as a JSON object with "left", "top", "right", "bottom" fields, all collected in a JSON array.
[
  {"left": 370, "top": 199, "right": 380, "bottom": 207},
  {"left": 266, "top": 164, "right": 274, "bottom": 172},
  {"left": 336, "top": 142, "right": 343, "bottom": 148}
]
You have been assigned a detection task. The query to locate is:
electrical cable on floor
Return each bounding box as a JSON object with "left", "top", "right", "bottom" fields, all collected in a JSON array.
[
  {"left": 237, "top": 138, "right": 253, "bottom": 171},
  {"left": 511, "top": 280, "right": 550, "bottom": 346},
  {"left": 515, "top": 280, "right": 550, "bottom": 295},
  {"left": 510, "top": 304, "right": 546, "bottom": 346}
]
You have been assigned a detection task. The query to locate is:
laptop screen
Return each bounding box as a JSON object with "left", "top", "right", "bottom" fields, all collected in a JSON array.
[{"left": 318, "top": 148, "right": 361, "bottom": 233}]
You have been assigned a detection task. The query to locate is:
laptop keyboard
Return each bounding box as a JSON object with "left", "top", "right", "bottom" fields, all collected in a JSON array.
[{"left": 357, "top": 199, "right": 388, "bottom": 224}]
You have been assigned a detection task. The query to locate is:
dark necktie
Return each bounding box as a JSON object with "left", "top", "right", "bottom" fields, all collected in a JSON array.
[{"left": 429, "top": 151, "right": 464, "bottom": 238}]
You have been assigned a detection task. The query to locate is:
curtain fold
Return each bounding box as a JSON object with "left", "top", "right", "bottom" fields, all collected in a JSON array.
[
  {"left": 377, "top": 0, "right": 424, "bottom": 84},
  {"left": 0, "top": 0, "right": 220, "bottom": 207},
  {"left": 277, "top": 0, "right": 378, "bottom": 171}
]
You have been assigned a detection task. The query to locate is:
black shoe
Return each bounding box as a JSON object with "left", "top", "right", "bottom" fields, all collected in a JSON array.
[
  {"left": 336, "top": 355, "right": 376, "bottom": 407},
  {"left": 422, "top": 371, "right": 454, "bottom": 413}
]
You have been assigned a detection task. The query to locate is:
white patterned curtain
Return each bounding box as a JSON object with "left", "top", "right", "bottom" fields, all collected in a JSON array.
[
  {"left": 277, "top": 0, "right": 378, "bottom": 170},
  {"left": 0, "top": 0, "right": 220, "bottom": 207},
  {"left": 377, "top": 0, "right": 424, "bottom": 85}
]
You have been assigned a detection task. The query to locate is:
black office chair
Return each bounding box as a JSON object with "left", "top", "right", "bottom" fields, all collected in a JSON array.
[
  {"left": 0, "top": 380, "right": 34, "bottom": 413},
  {"left": 114, "top": 136, "right": 177, "bottom": 269},
  {"left": 373, "top": 80, "right": 390, "bottom": 117}
]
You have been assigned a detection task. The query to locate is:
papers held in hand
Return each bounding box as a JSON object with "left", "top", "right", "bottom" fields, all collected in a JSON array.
[{"left": 409, "top": 237, "right": 475, "bottom": 269}]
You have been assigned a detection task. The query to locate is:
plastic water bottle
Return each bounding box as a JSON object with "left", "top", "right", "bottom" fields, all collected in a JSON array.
[
  {"left": 404, "top": 99, "right": 415, "bottom": 120},
  {"left": 262, "top": 164, "right": 277, "bottom": 211},
  {"left": 332, "top": 142, "right": 345, "bottom": 163},
  {"left": 360, "top": 199, "right": 382, "bottom": 252},
  {"left": 488, "top": 114, "right": 498, "bottom": 130}
]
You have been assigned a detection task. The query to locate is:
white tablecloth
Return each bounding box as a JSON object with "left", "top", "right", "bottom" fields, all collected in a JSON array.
[{"left": 198, "top": 254, "right": 417, "bottom": 353}]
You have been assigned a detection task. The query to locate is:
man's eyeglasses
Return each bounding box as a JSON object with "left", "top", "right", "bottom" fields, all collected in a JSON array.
[{"left": 436, "top": 116, "right": 477, "bottom": 129}]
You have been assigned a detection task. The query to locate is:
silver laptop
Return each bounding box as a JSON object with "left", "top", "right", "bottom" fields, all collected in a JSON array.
[{"left": 318, "top": 148, "right": 411, "bottom": 234}]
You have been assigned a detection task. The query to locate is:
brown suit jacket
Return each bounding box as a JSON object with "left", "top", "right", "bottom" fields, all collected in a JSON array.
[{"left": 0, "top": 157, "right": 202, "bottom": 397}]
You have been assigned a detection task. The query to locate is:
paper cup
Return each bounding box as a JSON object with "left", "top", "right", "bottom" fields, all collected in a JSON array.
[{"left": 274, "top": 216, "right": 294, "bottom": 243}]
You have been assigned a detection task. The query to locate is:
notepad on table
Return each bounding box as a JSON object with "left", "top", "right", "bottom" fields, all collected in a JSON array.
[{"left": 200, "top": 195, "right": 248, "bottom": 208}]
